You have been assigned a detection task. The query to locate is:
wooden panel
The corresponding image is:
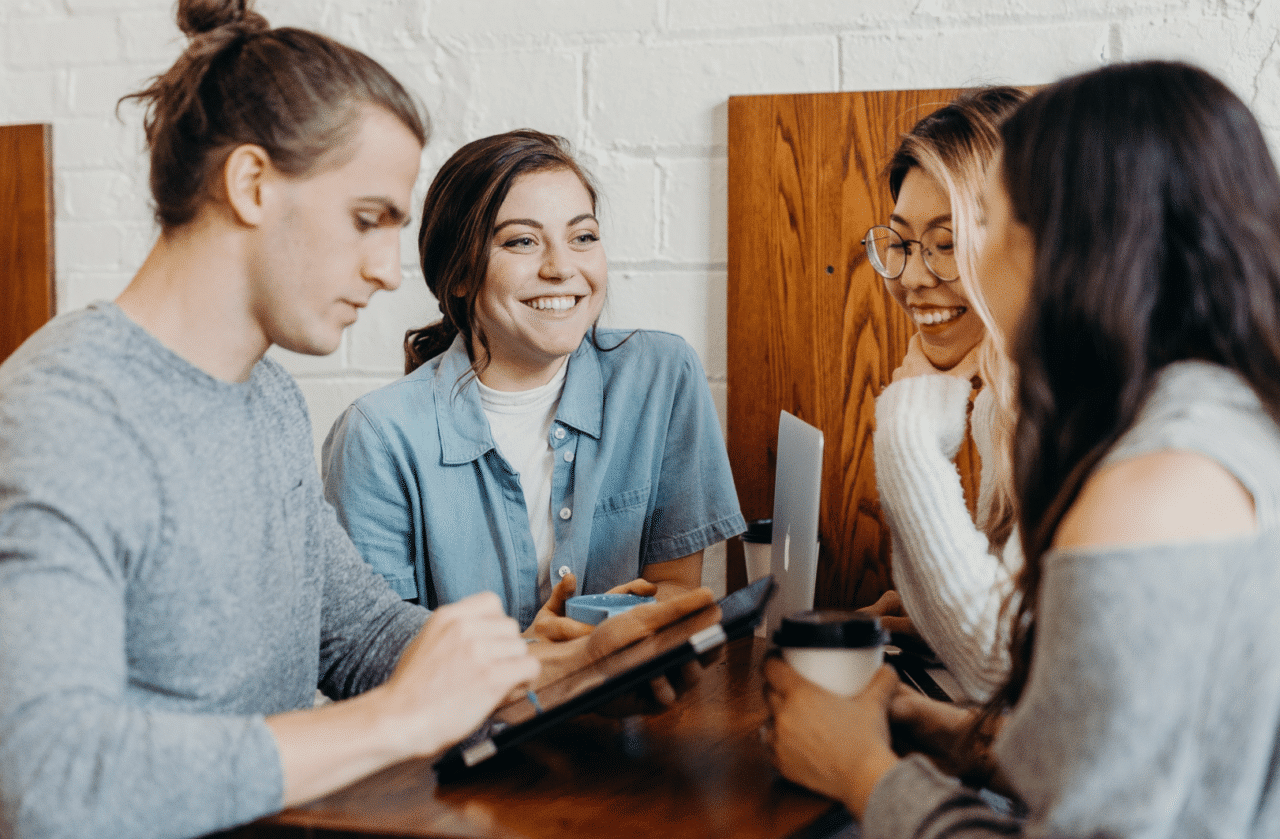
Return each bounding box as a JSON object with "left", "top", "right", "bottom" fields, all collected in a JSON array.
[
  {"left": 727, "top": 90, "right": 979, "bottom": 608},
  {"left": 0, "top": 123, "right": 55, "bottom": 364}
]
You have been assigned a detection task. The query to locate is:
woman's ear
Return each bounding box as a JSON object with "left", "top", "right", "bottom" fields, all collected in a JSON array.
[{"left": 222, "top": 144, "right": 272, "bottom": 227}]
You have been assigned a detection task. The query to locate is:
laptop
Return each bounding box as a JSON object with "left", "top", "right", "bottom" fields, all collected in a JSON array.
[
  {"left": 763, "top": 410, "right": 961, "bottom": 703},
  {"left": 763, "top": 411, "right": 824, "bottom": 637}
]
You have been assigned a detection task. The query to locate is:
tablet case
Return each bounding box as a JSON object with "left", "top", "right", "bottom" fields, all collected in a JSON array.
[{"left": 435, "top": 575, "right": 777, "bottom": 777}]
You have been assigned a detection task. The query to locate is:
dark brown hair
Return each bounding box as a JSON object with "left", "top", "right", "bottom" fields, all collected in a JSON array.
[
  {"left": 988, "top": 61, "right": 1280, "bottom": 723},
  {"left": 120, "top": 0, "right": 427, "bottom": 230},
  {"left": 404, "top": 129, "right": 600, "bottom": 375}
]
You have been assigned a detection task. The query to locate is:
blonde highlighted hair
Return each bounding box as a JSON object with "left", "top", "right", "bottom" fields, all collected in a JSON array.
[{"left": 886, "top": 86, "right": 1028, "bottom": 551}]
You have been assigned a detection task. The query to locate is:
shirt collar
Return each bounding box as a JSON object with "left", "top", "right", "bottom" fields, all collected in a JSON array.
[{"left": 432, "top": 333, "right": 605, "bottom": 464}]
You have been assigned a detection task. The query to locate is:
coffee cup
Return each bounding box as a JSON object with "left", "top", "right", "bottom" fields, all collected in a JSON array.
[
  {"left": 741, "top": 518, "right": 773, "bottom": 584},
  {"left": 771, "top": 610, "right": 889, "bottom": 696}
]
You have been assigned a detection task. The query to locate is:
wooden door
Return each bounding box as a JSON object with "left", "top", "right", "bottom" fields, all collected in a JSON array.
[
  {"left": 1, "top": 123, "right": 55, "bottom": 364},
  {"left": 726, "top": 90, "right": 981, "bottom": 608}
]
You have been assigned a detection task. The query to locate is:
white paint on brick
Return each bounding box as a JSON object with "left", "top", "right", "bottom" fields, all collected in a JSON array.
[
  {"left": 840, "top": 23, "right": 1111, "bottom": 91},
  {"left": 588, "top": 38, "right": 837, "bottom": 149},
  {"left": 8, "top": 16, "right": 123, "bottom": 68},
  {"left": 430, "top": 0, "right": 658, "bottom": 38},
  {"left": 659, "top": 156, "right": 727, "bottom": 264},
  {"left": 463, "top": 49, "right": 582, "bottom": 139},
  {"left": 590, "top": 152, "right": 660, "bottom": 263}
]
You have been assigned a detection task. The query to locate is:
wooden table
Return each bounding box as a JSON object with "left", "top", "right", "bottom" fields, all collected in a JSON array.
[{"left": 225, "top": 637, "right": 852, "bottom": 839}]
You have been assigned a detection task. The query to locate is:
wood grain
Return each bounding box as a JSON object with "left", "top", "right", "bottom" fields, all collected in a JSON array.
[
  {"left": 221, "top": 638, "right": 841, "bottom": 839},
  {"left": 0, "top": 123, "right": 55, "bottom": 364},
  {"left": 727, "top": 90, "right": 980, "bottom": 608}
]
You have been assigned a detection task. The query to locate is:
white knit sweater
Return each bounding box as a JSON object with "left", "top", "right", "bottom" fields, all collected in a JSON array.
[{"left": 873, "top": 374, "right": 1021, "bottom": 701}]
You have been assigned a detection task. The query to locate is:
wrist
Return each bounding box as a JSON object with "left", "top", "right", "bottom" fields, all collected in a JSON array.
[{"left": 845, "top": 746, "right": 899, "bottom": 820}]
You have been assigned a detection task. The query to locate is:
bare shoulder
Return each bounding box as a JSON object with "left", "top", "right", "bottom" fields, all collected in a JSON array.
[{"left": 1053, "top": 449, "right": 1257, "bottom": 550}]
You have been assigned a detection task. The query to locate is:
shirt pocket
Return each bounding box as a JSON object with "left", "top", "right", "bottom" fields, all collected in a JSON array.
[
  {"left": 589, "top": 484, "right": 651, "bottom": 582},
  {"left": 594, "top": 484, "right": 651, "bottom": 518}
]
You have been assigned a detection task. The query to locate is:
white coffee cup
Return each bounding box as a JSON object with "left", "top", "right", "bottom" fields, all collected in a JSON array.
[{"left": 772, "top": 611, "right": 889, "bottom": 697}]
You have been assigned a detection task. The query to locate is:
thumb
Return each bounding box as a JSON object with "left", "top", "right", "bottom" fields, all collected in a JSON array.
[
  {"left": 544, "top": 572, "right": 577, "bottom": 616},
  {"left": 862, "top": 664, "right": 901, "bottom": 708}
]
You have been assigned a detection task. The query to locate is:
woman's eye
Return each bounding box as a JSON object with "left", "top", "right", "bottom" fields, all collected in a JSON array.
[
  {"left": 354, "top": 213, "right": 379, "bottom": 232},
  {"left": 503, "top": 236, "right": 536, "bottom": 248},
  {"left": 573, "top": 232, "right": 600, "bottom": 245}
]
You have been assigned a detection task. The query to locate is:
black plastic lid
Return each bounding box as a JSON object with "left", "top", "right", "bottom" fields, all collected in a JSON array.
[
  {"left": 742, "top": 518, "right": 772, "bottom": 544},
  {"left": 771, "top": 610, "right": 889, "bottom": 649}
]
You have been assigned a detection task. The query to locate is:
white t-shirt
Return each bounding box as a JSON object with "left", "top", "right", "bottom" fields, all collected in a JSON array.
[{"left": 477, "top": 361, "right": 568, "bottom": 604}]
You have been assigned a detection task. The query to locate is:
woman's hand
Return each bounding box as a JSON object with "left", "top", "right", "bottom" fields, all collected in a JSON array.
[
  {"left": 528, "top": 586, "right": 718, "bottom": 714},
  {"left": 888, "top": 687, "right": 1002, "bottom": 789},
  {"left": 857, "top": 589, "right": 916, "bottom": 637},
  {"left": 523, "top": 573, "right": 659, "bottom": 643},
  {"left": 764, "top": 658, "right": 901, "bottom": 819}
]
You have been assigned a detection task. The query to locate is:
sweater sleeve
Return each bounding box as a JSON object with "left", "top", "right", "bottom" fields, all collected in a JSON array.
[{"left": 873, "top": 375, "right": 1016, "bottom": 702}]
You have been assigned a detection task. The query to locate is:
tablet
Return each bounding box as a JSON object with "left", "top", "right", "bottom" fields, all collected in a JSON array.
[{"left": 435, "top": 575, "right": 777, "bottom": 777}]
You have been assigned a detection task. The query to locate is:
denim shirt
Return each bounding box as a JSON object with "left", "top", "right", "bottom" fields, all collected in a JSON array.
[{"left": 321, "top": 329, "right": 746, "bottom": 628}]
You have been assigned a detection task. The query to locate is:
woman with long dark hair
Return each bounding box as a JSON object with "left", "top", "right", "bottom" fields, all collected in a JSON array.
[
  {"left": 765, "top": 60, "right": 1280, "bottom": 837},
  {"left": 322, "top": 129, "right": 744, "bottom": 637}
]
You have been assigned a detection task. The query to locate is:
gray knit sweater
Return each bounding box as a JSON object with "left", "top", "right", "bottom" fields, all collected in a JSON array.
[
  {"left": 0, "top": 303, "right": 427, "bottom": 839},
  {"left": 865, "top": 361, "right": 1280, "bottom": 839}
]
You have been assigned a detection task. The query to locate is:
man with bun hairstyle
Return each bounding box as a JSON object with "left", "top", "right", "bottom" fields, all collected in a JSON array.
[{"left": 0, "top": 2, "right": 711, "bottom": 837}]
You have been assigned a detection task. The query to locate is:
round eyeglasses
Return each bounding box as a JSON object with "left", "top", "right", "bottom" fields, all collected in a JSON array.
[{"left": 860, "top": 225, "right": 959, "bottom": 282}]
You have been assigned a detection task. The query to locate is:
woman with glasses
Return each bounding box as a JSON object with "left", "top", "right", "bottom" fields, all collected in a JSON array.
[
  {"left": 863, "top": 87, "right": 1026, "bottom": 702},
  {"left": 766, "top": 58, "right": 1280, "bottom": 839}
]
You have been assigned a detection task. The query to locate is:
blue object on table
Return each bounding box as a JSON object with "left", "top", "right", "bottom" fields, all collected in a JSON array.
[{"left": 565, "top": 593, "right": 655, "bottom": 625}]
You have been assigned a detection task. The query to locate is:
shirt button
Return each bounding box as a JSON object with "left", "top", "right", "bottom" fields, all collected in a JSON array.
[
  {"left": 559, "top": 507, "right": 572, "bottom": 520},
  {"left": 554, "top": 427, "right": 567, "bottom": 440},
  {"left": 558, "top": 565, "right": 571, "bottom": 579},
  {"left": 563, "top": 450, "right": 575, "bottom": 463}
]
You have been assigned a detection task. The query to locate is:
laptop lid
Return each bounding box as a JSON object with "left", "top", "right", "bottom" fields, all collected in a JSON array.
[{"left": 764, "top": 411, "right": 824, "bottom": 635}]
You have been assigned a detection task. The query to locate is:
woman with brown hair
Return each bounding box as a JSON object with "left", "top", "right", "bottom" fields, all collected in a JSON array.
[
  {"left": 0, "top": 3, "right": 714, "bottom": 836},
  {"left": 765, "top": 60, "right": 1280, "bottom": 838},
  {"left": 323, "top": 129, "right": 745, "bottom": 638}
]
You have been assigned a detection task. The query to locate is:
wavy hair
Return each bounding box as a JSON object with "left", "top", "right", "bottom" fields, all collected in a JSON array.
[
  {"left": 988, "top": 60, "right": 1280, "bottom": 717},
  {"left": 404, "top": 129, "right": 602, "bottom": 376},
  {"left": 887, "top": 86, "right": 1028, "bottom": 550}
]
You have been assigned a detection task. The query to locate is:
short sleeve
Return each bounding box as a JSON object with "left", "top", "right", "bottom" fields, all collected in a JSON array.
[
  {"left": 645, "top": 340, "right": 746, "bottom": 563},
  {"left": 322, "top": 404, "right": 419, "bottom": 600}
]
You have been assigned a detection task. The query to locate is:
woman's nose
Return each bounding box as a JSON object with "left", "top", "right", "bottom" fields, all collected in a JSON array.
[{"left": 898, "top": 250, "right": 939, "bottom": 290}]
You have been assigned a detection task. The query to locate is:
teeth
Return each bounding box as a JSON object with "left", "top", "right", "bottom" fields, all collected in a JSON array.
[
  {"left": 526, "top": 296, "right": 578, "bottom": 311},
  {"left": 911, "top": 306, "right": 965, "bottom": 326}
]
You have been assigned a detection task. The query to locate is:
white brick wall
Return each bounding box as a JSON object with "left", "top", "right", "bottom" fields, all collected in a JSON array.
[{"left": 5, "top": 0, "right": 1279, "bottom": 593}]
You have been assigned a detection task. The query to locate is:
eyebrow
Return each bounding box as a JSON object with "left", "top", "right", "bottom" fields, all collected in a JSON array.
[
  {"left": 493, "top": 213, "right": 598, "bottom": 234},
  {"left": 889, "top": 212, "right": 952, "bottom": 231}
]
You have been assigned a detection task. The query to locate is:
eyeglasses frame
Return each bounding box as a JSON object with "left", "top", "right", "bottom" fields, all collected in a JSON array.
[{"left": 859, "top": 224, "right": 960, "bottom": 283}]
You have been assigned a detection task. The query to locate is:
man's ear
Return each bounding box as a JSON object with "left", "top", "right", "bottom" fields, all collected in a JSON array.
[{"left": 223, "top": 144, "right": 273, "bottom": 227}]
